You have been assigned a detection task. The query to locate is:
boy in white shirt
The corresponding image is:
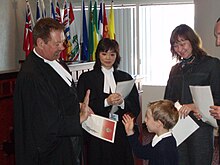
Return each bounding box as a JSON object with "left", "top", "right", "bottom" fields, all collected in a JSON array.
[{"left": 122, "top": 100, "right": 179, "bottom": 165}]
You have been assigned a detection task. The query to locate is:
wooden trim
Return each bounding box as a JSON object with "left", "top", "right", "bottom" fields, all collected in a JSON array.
[{"left": 0, "top": 72, "right": 18, "bottom": 99}]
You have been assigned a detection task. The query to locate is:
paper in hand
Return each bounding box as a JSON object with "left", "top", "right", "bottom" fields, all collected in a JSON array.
[
  {"left": 172, "top": 102, "right": 199, "bottom": 146},
  {"left": 189, "top": 86, "right": 218, "bottom": 128},
  {"left": 82, "top": 114, "right": 117, "bottom": 143},
  {"left": 110, "top": 79, "right": 135, "bottom": 114}
]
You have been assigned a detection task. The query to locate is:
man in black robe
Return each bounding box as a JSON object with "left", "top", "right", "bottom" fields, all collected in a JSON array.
[{"left": 13, "top": 18, "right": 92, "bottom": 165}]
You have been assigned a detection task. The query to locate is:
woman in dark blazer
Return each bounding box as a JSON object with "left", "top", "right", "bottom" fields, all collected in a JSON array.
[
  {"left": 77, "top": 38, "right": 141, "bottom": 165},
  {"left": 164, "top": 24, "right": 220, "bottom": 165}
]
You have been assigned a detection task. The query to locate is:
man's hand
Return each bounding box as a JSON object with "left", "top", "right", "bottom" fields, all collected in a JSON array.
[
  {"left": 210, "top": 105, "right": 220, "bottom": 120},
  {"left": 80, "top": 89, "right": 94, "bottom": 124}
]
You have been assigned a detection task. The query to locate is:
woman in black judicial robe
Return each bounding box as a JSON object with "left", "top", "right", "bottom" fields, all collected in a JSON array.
[{"left": 77, "top": 38, "right": 141, "bottom": 165}]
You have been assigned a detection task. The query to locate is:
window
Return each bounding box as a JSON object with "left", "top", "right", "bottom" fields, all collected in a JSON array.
[
  {"left": 73, "top": 6, "right": 137, "bottom": 75},
  {"left": 72, "top": 2, "right": 194, "bottom": 86},
  {"left": 139, "top": 4, "right": 194, "bottom": 85}
]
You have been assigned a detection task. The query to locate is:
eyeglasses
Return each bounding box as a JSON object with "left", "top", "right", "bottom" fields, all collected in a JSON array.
[{"left": 173, "top": 40, "right": 189, "bottom": 49}]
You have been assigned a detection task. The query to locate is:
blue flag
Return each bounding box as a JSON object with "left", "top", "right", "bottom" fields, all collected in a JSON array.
[
  {"left": 50, "top": 0, "right": 55, "bottom": 19},
  {"left": 36, "top": 0, "right": 41, "bottom": 21},
  {"left": 82, "top": 0, "right": 89, "bottom": 61}
]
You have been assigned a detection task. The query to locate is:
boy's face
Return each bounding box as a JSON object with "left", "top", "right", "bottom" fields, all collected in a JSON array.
[{"left": 144, "top": 110, "right": 159, "bottom": 133}]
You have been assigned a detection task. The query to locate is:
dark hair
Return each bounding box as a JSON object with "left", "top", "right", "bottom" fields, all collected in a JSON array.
[
  {"left": 93, "top": 38, "right": 121, "bottom": 70},
  {"left": 216, "top": 17, "right": 220, "bottom": 23},
  {"left": 170, "top": 24, "right": 207, "bottom": 61},
  {"left": 147, "top": 100, "right": 179, "bottom": 130},
  {"left": 33, "top": 17, "right": 65, "bottom": 46}
]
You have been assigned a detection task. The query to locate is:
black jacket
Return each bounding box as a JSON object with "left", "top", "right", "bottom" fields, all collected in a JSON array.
[
  {"left": 164, "top": 55, "right": 220, "bottom": 125},
  {"left": 128, "top": 132, "right": 178, "bottom": 165},
  {"left": 14, "top": 52, "right": 82, "bottom": 165}
]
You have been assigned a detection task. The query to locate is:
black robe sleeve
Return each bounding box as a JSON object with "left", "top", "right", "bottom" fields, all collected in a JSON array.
[{"left": 14, "top": 53, "right": 82, "bottom": 165}]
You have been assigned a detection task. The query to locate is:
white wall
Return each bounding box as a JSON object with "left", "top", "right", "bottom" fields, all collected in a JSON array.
[
  {"left": 141, "top": 85, "right": 165, "bottom": 122},
  {"left": 0, "top": 0, "right": 20, "bottom": 72},
  {"left": 194, "top": 0, "right": 220, "bottom": 58}
]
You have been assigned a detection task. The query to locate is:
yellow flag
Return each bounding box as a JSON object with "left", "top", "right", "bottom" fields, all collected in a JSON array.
[{"left": 108, "top": 2, "right": 115, "bottom": 39}]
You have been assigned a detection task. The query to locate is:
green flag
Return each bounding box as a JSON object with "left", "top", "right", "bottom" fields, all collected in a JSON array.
[{"left": 92, "top": 1, "right": 98, "bottom": 61}]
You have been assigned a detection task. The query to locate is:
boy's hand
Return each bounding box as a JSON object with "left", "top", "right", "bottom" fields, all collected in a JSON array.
[{"left": 122, "top": 114, "right": 135, "bottom": 136}]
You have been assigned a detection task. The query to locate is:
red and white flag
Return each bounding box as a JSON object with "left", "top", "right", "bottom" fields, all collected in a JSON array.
[
  {"left": 55, "top": 0, "right": 62, "bottom": 24},
  {"left": 23, "top": 0, "right": 34, "bottom": 57},
  {"left": 68, "top": 2, "right": 80, "bottom": 61}
]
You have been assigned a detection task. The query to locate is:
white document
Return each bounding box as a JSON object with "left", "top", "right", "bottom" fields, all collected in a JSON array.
[
  {"left": 110, "top": 79, "right": 135, "bottom": 113},
  {"left": 172, "top": 102, "right": 199, "bottom": 146},
  {"left": 189, "top": 86, "right": 218, "bottom": 128},
  {"left": 82, "top": 114, "right": 117, "bottom": 143}
]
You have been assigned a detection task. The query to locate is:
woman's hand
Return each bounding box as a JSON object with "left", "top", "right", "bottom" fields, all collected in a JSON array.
[
  {"left": 107, "top": 93, "right": 123, "bottom": 105},
  {"left": 179, "top": 104, "right": 201, "bottom": 120},
  {"left": 80, "top": 89, "right": 94, "bottom": 123},
  {"left": 179, "top": 104, "right": 191, "bottom": 119}
]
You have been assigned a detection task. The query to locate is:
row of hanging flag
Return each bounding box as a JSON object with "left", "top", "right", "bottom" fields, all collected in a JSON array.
[{"left": 23, "top": 0, "right": 115, "bottom": 62}]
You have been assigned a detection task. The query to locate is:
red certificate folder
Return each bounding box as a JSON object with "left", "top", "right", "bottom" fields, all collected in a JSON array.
[
  {"left": 82, "top": 114, "right": 117, "bottom": 143},
  {"left": 101, "top": 119, "right": 116, "bottom": 141}
]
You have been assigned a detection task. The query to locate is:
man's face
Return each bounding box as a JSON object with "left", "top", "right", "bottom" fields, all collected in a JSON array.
[
  {"left": 40, "top": 30, "right": 66, "bottom": 61},
  {"left": 214, "top": 21, "right": 220, "bottom": 46}
]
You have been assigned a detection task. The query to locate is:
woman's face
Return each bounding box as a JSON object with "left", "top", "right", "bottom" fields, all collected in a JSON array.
[
  {"left": 99, "top": 50, "right": 117, "bottom": 69},
  {"left": 173, "top": 36, "right": 193, "bottom": 59}
]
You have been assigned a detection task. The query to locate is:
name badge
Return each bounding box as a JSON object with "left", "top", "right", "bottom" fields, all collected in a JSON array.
[{"left": 109, "top": 113, "right": 118, "bottom": 121}]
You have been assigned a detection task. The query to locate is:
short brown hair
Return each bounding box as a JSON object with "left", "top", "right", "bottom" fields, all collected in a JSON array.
[
  {"left": 33, "top": 17, "right": 65, "bottom": 46},
  {"left": 147, "top": 100, "right": 179, "bottom": 129}
]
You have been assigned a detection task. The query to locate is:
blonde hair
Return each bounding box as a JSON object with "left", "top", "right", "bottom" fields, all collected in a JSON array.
[{"left": 146, "top": 100, "right": 179, "bottom": 129}]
